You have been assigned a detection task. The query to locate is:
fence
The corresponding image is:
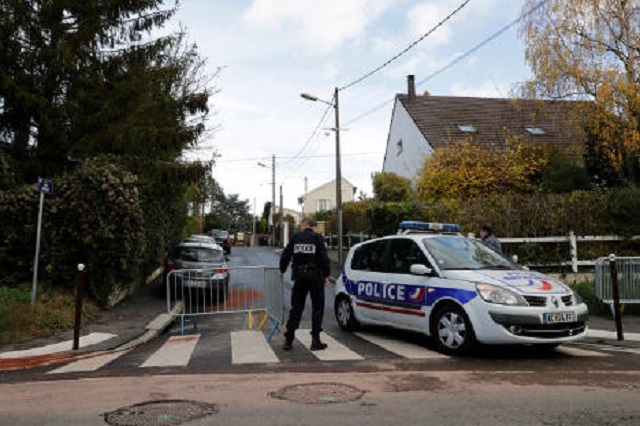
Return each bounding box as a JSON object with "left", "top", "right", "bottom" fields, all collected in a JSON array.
[
  {"left": 595, "top": 257, "right": 640, "bottom": 304},
  {"left": 166, "top": 266, "right": 285, "bottom": 338},
  {"left": 323, "top": 231, "right": 640, "bottom": 273}
]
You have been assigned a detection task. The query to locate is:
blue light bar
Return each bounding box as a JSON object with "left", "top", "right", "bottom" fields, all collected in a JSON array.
[{"left": 399, "top": 221, "right": 461, "bottom": 233}]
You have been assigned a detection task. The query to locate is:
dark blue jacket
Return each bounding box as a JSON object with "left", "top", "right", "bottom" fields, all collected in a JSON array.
[{"left": 279, "top": 228, "right": 330, "bottom": 279}]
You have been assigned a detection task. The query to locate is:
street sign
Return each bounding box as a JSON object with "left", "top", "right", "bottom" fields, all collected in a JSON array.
[{"left": 37, "top": 177, "right": 54, "bottom": 195}]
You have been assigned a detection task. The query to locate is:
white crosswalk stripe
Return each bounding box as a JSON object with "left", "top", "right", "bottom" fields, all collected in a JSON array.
[
  {"left": 295, "top": 329, "right": 364, "bottom": 361},
  {"left": 0, "top": 333, "right": 116, "bottom": 359},
  {"left": 47, "top": 350, "right": 130, "bottom": 374},
  {"left": 141, "top": 334, "right": 200, "bottom": 368},
  {"left": 231, "top": 330, "right": 279, "bottom": 364},
  {"left": 354, "top": 332, "right": 448, "bottom": 359},
  {"left": 556, "top": 346, "right": 612, "bottom": 357}
]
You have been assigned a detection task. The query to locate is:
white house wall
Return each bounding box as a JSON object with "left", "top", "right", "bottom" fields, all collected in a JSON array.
[
  {"left": 382, "top": 99, "right": 433, "bottom": 180},
  {"left": 302, "top": 178, "right": 355, "bottom": 216}
]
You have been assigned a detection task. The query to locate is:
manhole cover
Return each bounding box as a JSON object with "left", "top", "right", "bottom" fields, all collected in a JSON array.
[
  {"left": 270, "top": 382, "right": 365, "bottom": 404},
  {"left": 103, "top": 400, "right": 218, "bottom": 426}
]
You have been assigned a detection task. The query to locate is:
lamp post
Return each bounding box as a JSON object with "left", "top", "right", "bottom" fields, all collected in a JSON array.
[
  {"left": 300, "top": 88, "right": 343, "bottom": 268},
  {"left": 257, "top": 155, "right": 276, "bottom": 246}
]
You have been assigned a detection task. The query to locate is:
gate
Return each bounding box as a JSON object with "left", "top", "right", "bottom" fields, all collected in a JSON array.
[
  {"left": 595, "top": 257, "right": 640, "bottom": 304},
  {"left": 166, "top": 266, "right": 285, "bottom": 339}
]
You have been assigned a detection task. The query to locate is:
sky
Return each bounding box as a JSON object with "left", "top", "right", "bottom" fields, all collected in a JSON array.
[{"left": 172, "top": 0, "right": 533, "bottom": 214}]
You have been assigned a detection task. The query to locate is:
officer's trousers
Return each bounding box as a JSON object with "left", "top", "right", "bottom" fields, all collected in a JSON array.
[{"left": 284, "top": 277, "right": 324, "bottom": 342}]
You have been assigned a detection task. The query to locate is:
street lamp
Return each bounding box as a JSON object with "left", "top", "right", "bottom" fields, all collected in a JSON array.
[
  {"left": 257, "top": 156, "right": 276, "bottom": 246},
  {"left": 300, "top": 87, "right": 344, "bottom": 269}
]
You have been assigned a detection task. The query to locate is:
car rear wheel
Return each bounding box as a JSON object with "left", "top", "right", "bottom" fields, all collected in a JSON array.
[
  {"left": 335, "top": 295, "right": 360, "bottom": 331},
  {"left": 431, "top": 304, "right": 476, "bottom": 356}
]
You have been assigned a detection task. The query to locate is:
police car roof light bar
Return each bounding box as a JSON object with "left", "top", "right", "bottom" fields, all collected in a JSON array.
[{"left": 398, "top": 221, "right": 461, "bottom": 234}]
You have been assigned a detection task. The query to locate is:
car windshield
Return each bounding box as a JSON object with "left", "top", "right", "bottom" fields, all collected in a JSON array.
[
  {"left": 421, "top": 236, "right": 519, "bottom": 271},
  {"left": 211, "top": 230, "right": 228, "bottom": 239},
  {"left": 174, "top": 247, "right": 224, "bottom": 263}
]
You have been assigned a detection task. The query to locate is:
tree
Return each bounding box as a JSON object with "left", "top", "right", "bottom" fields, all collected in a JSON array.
[
  {"left": 540, "top": 152, "right": 591, "bottom": 193},
  {"left": 519, "top": 0, "right": 639, "bottom": 184},
  {"left": 371, "top": 172, "right": 413, "bottom": 202},
  {"left": 416, "top": 138, "right": 548, "bottom": 200}
]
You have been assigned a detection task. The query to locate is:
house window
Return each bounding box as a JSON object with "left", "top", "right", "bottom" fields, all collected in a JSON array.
[
  {"left": 317, "top": 199, "right": 330, "bottom": 212},
  {"left": 396, "top": 139, "right": 403, "bottom": 156},
  {"left": 525, "top": 126, "right": 546, "bottom": 135},
  {"left": 456, "top": 124, "right": 477, "bottom": 133}
]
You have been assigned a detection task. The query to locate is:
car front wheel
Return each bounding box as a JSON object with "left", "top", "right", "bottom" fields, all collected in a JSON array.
[
  {"left": 431, "top": 304, "right": 476, "bottom": 356},
  {"left": 334, "top": 295, "right": 360, "bottom": 331}
]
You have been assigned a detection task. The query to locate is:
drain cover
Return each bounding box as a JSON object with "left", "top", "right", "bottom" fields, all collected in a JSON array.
[
  {"left": 270, "top": 382, "right": 365, "bottom": 404},
  {"left": 103, "top": 400, "right": 218, "bottom": 426}
]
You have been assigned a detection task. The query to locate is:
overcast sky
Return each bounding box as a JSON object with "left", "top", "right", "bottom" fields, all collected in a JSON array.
[{"left": 174, "top": 0, "right": 532, "bottom": 214}]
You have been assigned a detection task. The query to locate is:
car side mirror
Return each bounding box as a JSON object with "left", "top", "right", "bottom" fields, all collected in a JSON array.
[{"left": 410, "top": 264, "right": 433, "bottom": 276}]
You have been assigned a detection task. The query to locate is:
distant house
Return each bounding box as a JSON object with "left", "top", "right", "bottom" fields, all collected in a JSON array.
[
  {"left": 301, "top": 178, "right": 357, "bottom": 217},
  {"left": 382, "top": 75, "right": 587, "bottom": 180}
]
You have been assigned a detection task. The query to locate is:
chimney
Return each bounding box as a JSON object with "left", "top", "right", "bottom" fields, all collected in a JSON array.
[{"left": 407, "top": 75, "right": 416, "bottom": 100}]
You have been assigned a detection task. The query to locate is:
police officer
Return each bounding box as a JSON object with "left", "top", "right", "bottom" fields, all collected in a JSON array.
[{"left": 278, "top": 216, "right": 331, "bottom": 351}]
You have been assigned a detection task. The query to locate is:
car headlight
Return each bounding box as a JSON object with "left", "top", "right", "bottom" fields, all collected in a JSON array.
[
  {"left": 476, "top": 283, "right": 527, "bottom": 306},
  {"left": 573, "top": 290, "right": 583, "bottom": 305}
]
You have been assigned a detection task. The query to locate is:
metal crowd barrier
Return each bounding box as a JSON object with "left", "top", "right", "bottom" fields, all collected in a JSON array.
[
  {"left": 595, "top": 257, "right": 640, "bottom": 304},
  {"left": 166, "top": 266, "right": 285, "bottom": 338}
]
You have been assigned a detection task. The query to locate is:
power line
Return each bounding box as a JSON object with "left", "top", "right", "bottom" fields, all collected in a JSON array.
[
  {"left": 343, "top": 0, "right": 550, "bottom": 127},
  {"left": 280, "top": 101, "right": 333, "bottom": 167},
  {"left": 215, "top": 151, "right": 383, "bottom": 163},
  {"left": 339, "top": 0, "right": 472, "bottom": 92}
]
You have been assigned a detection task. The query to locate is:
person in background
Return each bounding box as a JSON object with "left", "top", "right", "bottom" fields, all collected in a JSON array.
[
  {"left": 278, "top": 217, "right": 331, "bottom": 351},
  {"left": 480, "top": 225, "right": 502, "bottom": 254}
]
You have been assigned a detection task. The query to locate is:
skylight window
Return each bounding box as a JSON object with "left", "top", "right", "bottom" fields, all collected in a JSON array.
[
  {"left": 525, "top": 126, "right": 546, "bottom": 135},
  {"left": 457, "top": 124, "right": 477, "bottom": 133}
]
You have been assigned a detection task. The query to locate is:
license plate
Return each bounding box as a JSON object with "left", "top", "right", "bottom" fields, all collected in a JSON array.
[
  {"left": 183, "top": 279, "right": 208, "bottom": 289},
  {"left": 543, "top": 312, "right": 576, "bottom": 324}
]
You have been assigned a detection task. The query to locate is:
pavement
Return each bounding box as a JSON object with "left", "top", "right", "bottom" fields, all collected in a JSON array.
[{"left": 2, "top": 265, "right": 640, "bottom": 367}]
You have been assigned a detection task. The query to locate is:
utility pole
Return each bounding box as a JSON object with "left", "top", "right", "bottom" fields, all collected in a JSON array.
[
  {"left": 279, "top": 185, "right": 284, "bottom": 246},
  {"left": 252, "top": 197, "right": 256, "bottom": 247},
  {"left": 271, "top": 154, "right": 276, "bottom": 246},
  {"left": 334, "top": 86, "right": 344, "bottom": 269}
]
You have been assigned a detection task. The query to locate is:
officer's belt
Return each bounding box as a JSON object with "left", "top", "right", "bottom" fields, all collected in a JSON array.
[{"left": 294, "top": 263, "right": 317, "bottom": 270}]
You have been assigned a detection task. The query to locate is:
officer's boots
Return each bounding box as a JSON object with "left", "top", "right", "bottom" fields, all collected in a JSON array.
[{"left": 310, "top": 336, "right": 328, "bottom": 351}]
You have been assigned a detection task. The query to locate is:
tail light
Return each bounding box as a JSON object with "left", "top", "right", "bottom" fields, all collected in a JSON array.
[
  {"left": 215, "top": 269, "right": 228, "bottom": 274},
  {"left": 167, "top": 261, "right": 177, "bottom": 271}
]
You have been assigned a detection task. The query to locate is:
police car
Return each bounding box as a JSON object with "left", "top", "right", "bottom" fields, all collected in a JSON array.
[{"left": 334, "top": 221, "right": 589, "bottom": 355}]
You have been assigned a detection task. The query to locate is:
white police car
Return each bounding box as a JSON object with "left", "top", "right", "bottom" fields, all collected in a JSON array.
[{"left": 334, "top": 221, "right": 589, "bottom": 355}]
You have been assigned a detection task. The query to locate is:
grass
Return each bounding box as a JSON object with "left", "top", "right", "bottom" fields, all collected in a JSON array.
[{"left": 0, "top": 283, "right": 102, "bottom": 344}]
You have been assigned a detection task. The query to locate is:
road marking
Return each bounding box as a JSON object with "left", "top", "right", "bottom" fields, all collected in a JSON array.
[
  {"left": 588, "top": 329, "right": 640, "bottom": 342},
  {"left": 47, "top": 350, "right": 130, "bottom": 374},
  {"left": 141, "top": 334, "right": 200, "bottom": 368},
  {"left": 575, "top": 343, "right": 640, "bottom": 356},
  {"left": 296, "top": 329, "right": 364, "bottom": 361},
  {"left": 354, "top": 332, "right": 448, "bottom": 359},
  {"left": 557, "top": 346, "right": 611, "bottom": 357},
  {"left": 0, "top": 333, "right": 116, "bottom": 359},
  {"left": 231, "top": 330, "right": 279, "bottom": 364}
]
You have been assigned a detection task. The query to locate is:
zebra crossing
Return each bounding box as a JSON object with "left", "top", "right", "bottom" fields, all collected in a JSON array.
[{"left": 42, "top": 329, "right": 640, "bottom": 376}]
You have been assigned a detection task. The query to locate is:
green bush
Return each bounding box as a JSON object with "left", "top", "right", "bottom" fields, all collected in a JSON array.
[{"left": 570, "top": 281, "right": 607, "bottom": 315}]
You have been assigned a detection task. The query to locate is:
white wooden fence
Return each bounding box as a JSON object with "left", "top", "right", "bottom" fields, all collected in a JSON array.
[{"left": 324, "top": 231, "right": 640, "bottom": 273}]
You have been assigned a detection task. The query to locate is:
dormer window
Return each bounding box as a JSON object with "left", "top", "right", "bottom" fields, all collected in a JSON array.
[
  {"left": 457, "top": 124, "right": 477, "bottom": 133},
  {"left": 525, "top": 126, "right": 546, "bottom": 135},
  {"left": 396, "top": 139, "right": 403, "bottom": 156}
]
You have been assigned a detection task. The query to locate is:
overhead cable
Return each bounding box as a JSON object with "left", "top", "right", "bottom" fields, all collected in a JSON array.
[
  {"left": 344, "top": 0, "right": 551, "bottom": 126},
  {"left": 338, "top": 0, "right": 472, "bottom": 92}
]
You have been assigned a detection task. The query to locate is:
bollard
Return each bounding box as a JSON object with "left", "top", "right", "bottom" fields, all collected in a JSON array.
[
  {"left": 609, "top": 254, "right": 624, "bottom": 341},
  {"left": 73, "top": 264, "right": 86, "bottom": 350}
]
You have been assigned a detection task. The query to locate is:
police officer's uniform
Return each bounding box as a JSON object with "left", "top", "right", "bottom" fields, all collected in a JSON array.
[{"left": 279, "top": 226, "right": 330, "bottom": 351}]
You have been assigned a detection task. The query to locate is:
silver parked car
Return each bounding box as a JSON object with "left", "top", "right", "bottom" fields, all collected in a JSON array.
[{"left": 164, "top": 242, "right": 230, "bottom": 302}]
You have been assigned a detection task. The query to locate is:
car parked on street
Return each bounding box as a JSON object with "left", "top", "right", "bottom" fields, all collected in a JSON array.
[
  {"left": 334, "top": 221, "right": 589, "bottom": 355},
  {"left": 164, "top": 241, "right": 230, "bottom": 301},
  {"left": 210, "top": 229, "right": 232, "bottom": 254}
]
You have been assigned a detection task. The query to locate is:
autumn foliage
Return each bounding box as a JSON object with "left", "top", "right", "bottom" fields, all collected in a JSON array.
[{"left": 416, "top": 138, "right": 548, "bottom": 200}]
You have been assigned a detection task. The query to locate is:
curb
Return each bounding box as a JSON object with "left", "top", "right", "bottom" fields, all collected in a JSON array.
[
  {"left": 583, "top": 336, "right": 640, "bottom": 349},
  {"left": 114, "top": 301, "right": 183, "bottom": 351}
]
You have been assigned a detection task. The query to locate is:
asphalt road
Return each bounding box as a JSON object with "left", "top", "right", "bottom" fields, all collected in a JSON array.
[{"left": 2, "top": 247, "right": 640, "bottom": 425}]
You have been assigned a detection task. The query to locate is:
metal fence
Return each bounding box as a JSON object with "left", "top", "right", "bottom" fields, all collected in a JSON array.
[
  {"left": 595, "top": 257, "right": 640, "bottom": 304},
  {"left": 166, "top": 266, "right": 285, "bottom": 338}
]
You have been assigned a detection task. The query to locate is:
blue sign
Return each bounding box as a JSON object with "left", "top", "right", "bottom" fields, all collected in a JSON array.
[{"left": 37, "top": 178, "right": 54, "bottom": 195}]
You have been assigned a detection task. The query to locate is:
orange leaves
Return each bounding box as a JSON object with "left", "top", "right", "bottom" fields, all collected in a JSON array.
[{"left": 417, "top": 139, "right": 549, "bottom": 201}]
